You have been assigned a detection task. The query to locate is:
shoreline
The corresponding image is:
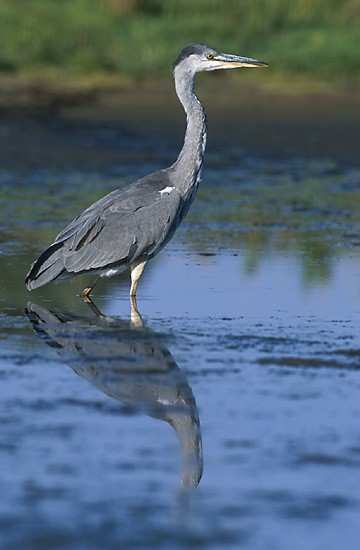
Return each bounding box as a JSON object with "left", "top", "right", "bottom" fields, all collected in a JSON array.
[
  {"left": 0, "top": 73, "right": 358, "bottom": 170},
  {"left": 0, "top": 71, "right": 358, "bottom": 111}
]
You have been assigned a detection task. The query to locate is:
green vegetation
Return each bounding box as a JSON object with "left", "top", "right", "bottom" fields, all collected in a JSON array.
[{"left": 0, "top": 0, "right": 359, "bottom": 85}]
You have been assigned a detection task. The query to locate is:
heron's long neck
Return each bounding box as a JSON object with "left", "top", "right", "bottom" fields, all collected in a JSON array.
[{"left": 171, "top": 67, "right": 207, "bottom": 197}]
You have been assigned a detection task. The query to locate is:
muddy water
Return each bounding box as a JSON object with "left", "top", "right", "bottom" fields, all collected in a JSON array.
[{"left": 1, "top": 91, "right": 360, "bottom": 548}]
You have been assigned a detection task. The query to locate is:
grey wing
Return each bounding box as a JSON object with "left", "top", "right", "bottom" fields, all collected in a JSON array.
[
  {"left": 58, "top": 180, "right": 182, "bottom": 274},
  {"left": 25, "top": 170, "right": 183, "bottom": 290}
]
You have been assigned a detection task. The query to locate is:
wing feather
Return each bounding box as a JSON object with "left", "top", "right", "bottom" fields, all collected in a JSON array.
[
  {"left": 26, "top": 169, "right": 183, "bottom": 289},
  {"left": 61, "top": 186, "right": 182, "bottom": 274}
]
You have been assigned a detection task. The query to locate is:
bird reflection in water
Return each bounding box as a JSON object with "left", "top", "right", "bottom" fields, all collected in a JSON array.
[{"left": 25, "top": 297, "right": 203, "bottom": 488}]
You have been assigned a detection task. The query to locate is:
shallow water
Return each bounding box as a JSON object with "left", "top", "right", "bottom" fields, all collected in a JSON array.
[{"left": 1, "top": 99, "right": 360, "bottom": 549}]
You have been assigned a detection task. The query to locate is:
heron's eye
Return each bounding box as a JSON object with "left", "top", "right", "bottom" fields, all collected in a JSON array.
[{"left": 207, "top": 53, "right": 214, "bottom": 60}]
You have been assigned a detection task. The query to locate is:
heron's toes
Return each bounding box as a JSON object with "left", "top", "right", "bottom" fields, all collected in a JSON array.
[{"left": 80, "top": 287, "right": 93, "bottom": 299}]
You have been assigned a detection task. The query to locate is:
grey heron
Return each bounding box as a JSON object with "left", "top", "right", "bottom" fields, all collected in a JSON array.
[
  {"left": 25, "top": 44, "right": 267, "bottom": 299},
  {"left": 26, "top": 298, "right": 203, "bottom": 488}
]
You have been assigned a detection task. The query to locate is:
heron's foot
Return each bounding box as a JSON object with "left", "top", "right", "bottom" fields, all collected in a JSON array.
[
  {"left": 80, "top": 278, "right": 99, "bottom": 300},
  {"left": 81, "top": 287, "right": 94, "bottom": 299}
]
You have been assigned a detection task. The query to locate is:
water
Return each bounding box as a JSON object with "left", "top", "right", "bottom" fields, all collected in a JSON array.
[{"left": 1, "top": 95, "right": 360, "bottom": 549}]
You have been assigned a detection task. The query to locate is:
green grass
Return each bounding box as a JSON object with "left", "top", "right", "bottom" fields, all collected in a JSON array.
[{"left": 0, "top": 0, "right": 359, "bottom": 85}]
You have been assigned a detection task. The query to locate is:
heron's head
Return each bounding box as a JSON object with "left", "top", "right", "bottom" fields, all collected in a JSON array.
[{"left": 174, "top": 43, "right": 268, "bottom": 75}]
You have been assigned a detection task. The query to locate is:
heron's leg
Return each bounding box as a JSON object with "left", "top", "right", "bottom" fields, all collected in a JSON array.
[
  {"left": 130, "top": 261, "right": 146, "bottom": 297},
  {"left": 81, "top": 278, "right": 99, "bottom": 299},
  {"left": 83, "top": 296, "right": 105, "bottom": 318},
  {"left": 130, "top": 295, "right": 143, "bottom": 328}
]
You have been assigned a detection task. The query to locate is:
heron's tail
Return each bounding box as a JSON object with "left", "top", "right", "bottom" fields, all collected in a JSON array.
[{"left": 25, "top": 242, "right": 65, "bottom": 291}]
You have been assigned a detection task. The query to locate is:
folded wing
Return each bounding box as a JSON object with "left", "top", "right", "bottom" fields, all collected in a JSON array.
[{"left": 25, "top": 172, "right": 182, "bottom": 290}]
